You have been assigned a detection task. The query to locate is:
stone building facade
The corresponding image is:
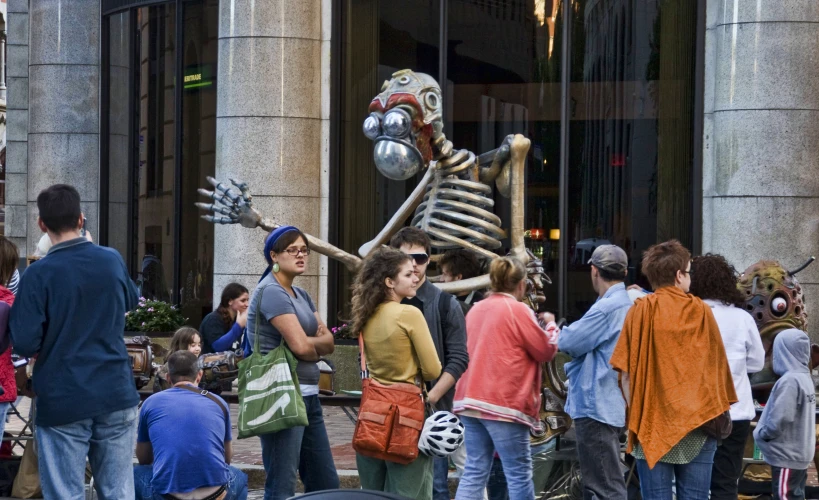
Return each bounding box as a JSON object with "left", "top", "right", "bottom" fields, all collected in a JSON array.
[{"left": 5, "top": 0, "right": 818, "bottom": 339}]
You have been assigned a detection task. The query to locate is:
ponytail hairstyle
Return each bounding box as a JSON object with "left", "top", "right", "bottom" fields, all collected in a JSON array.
[
  {"left": 489, "top": 256, "right": 527, "bottom": 294},
  {"left": 169, "top": 327, "right": 200, "bottom": 355},
  {"left": 217, "top": 283, "right": 249, "bottom": 328},
  {"left": 350, "top": 247, "right": 412, "bottom": 335}
]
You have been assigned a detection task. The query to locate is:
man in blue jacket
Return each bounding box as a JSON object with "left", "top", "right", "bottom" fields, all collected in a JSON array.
[
  {"left": 10, "top": 184, "right": 140, "bottom": 500},
  {"left": 557, "top": 244, "right": 633, "bottom": 500}
]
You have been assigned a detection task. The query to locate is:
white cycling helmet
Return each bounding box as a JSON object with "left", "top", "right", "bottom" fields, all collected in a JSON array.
[{"left": 419, "top": 411, "right": 465, "bottom": 458}]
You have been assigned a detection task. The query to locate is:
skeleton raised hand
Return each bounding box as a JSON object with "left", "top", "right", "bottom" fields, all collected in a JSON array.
[
  {"left": 196, "top": 177, "right": 265, "bottom": 230},
  {"left": 197, "top": 177, "right": 362, "bottom": 271}
]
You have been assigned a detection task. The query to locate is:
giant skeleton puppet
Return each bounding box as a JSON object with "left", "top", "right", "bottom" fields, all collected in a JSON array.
[{"left": 197, "top": 69, "right": 570, "bottom": 444}]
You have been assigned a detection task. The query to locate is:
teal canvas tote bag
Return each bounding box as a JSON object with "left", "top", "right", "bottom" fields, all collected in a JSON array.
[{"left": 237, "top": 284, "right": 308, "bottom": 438}]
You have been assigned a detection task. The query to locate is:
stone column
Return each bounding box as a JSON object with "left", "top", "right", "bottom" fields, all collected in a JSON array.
[
  {"left": 703, "top": 1, "right": 819, "bottom": 340},
  {"left": 215, "top": 1, "right": 332, "bottom": 318},
  {"left": 5, "top": 0, "right": 30, "bottom": 256},
  {"left": 26, "top": 0, "right": 100, "bottom": 255},
  {"left": 0, "top": 30, "right": 8, "bottom": 101}
]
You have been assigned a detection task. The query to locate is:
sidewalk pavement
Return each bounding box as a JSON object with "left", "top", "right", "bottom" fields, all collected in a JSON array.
[{"left": 4, "top": 396, "right": 359, "bottom": 494}]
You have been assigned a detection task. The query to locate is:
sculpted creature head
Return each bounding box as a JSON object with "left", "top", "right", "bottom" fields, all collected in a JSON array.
[
  {"left": 738, "top": 259, "right": 812, "bottom": 397},
  {"left": 739, "top": 260, "right": 808, "bottom": 339},
  {"left": 363, "top": 70, "right": 445, "bottom": 180}
]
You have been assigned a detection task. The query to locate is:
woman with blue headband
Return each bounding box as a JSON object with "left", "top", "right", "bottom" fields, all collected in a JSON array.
[{"left": 246, "top": 226, "right": 339, "bottom": 500}]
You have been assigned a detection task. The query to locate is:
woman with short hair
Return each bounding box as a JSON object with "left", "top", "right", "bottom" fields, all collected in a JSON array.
[
  {"left": 690, "top": 253, "right": 765, "bottom": 500},
  {"left": 611, "top": 240, "right": 738, "bottom": 500},
  {"left": 453, "top": 256, "right": 559, "bottom": 500}
]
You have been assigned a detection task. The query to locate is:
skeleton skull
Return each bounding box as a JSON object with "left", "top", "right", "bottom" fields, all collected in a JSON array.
[{"left": 365, "top": 70, "right": 445, "bottom": 180}]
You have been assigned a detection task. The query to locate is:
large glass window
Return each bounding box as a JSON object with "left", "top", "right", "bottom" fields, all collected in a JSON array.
[
  {"left": 335, "top": 0, "right": 440, "bottom": 320},
  {"left": 564, "top": 0, "right": 698, "bottom": 320},
  {"left": 335, "top": 0, "right": 701, "bottom": 321},
  {"left": 102, "top": 0, "right": 217, "bottom": 324}
]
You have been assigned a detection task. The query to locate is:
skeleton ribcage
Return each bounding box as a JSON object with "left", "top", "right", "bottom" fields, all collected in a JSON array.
[{"left": 411, "top": 149, "right": 506, "bottom": 259}]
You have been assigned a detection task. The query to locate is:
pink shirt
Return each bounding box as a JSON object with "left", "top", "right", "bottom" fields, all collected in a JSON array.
[{"left": 454, "top": 293, "right": 558, "bottom": 429}]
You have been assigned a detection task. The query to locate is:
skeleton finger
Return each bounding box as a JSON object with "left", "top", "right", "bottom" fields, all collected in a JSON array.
[
  {"left": 195, "top": 203, "right": 234, "bottom": 217},
  {"left": 198, "top": 188, "right": 235, "bottom": 209},
  {"left": 213, "top": 181, "right": 242, "bottom": 206},
  {"left": 203, "top": 215, "right": 238, "bottom": 225},
  {"left": 230, "top": 178, "right": 253, "bottom": 205}
]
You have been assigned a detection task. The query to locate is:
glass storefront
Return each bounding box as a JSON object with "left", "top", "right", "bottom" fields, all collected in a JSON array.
[
  {"left": 334, "top": 0, "right": 702, "bottom": 322},
  {"left": 101, "top": 0, "right": 218, "bottom": 324}
]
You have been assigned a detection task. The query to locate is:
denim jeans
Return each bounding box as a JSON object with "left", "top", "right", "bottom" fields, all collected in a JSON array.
[
  {"left": 455, "top": 416, "right": 534, "bottom": 500},
  {"left": 133, "top": 464, "right": 248, "bottom": 500},
  {"left": 0, "top": 402, "right": 10, "bottom": 437},
  {"left": 635, "top": 437, "right": 717, "bottom": 500},
  {"left": 486, "top": 456, "right": 508, "bottom": 500},
  {"left": 574, "top": 417, "right": 627, "bottom": 500},
  {"left": 37, "top": 406, "right": 139, "bottom": 500},
  {"left": 433, "top": 457, "right": 450, "bottom": 500},
  {"left": 258, "top": 395, "right": 339, "bottom": 500}
]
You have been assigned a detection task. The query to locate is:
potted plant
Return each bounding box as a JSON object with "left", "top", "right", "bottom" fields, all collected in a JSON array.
[
  {"left": 331, "top": 323, "right": 357, "bottom": 345},
  {"left": 125, "top": 297, "right": 187, "bottom": 337}
]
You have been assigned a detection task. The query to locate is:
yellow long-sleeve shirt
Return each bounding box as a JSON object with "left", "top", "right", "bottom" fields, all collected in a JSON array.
[{"left": 361, "top": 301, "right": 442, "bottom": 385}]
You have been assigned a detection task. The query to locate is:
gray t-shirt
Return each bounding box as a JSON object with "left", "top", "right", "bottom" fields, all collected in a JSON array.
[{"left": 247, "top": 275, "right": 319, "bottom": 387}]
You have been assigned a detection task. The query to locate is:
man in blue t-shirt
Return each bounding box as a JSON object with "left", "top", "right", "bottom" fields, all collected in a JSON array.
[{"left": 134, "top": 351, "right": 248, "bottom": 500}]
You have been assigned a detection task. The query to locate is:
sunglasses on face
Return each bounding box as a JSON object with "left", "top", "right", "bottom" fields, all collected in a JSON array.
[
  {"left": 283, "top": 246, "right": 310, "bottom": 257},
  {"left": 407, "top": 253, "right": 429, "bottom": 265}
]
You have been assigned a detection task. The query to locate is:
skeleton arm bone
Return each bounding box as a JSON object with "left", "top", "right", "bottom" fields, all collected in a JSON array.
[{"left": 358, "top": 167, "right": 436, "bottom": 257}]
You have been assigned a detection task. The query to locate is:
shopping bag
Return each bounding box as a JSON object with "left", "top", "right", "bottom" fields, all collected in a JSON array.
[
  {"left": 11, "top": 440, "right": 41, "bottom": 499},
  {"left": 236, "top": 284, "right": 308, "bottom": 438}
]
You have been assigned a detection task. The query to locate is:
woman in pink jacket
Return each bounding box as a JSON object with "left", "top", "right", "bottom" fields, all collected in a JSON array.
[{"left": 454, "top": 256, "right": 558, "bottom": 500}]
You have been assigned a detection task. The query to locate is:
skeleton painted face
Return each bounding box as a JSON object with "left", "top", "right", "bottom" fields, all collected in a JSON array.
[{"left": 364, "top": 70, "right": 444, "bottom": 180}]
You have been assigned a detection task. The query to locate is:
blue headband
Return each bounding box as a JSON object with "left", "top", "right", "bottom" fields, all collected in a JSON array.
[{"left": 260, "top": 226, "right": 298, "bottom": 282}]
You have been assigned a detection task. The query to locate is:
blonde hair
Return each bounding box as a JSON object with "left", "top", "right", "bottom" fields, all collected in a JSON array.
[{"left": 489, "top": 257, "right": 527, "bottom": 294}]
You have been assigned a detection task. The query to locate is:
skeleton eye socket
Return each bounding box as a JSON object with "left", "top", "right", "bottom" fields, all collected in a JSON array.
[
  {"left": 425, "top": 92, "right": 440, "bottom": 110},
  {"left": 363, "top": 114, "right": 381, "bottom": 140},
  {"left": 383, "top": 109, "right": 411, "bottom": 138}
]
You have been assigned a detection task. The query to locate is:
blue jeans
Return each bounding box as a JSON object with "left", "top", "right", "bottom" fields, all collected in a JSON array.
[
  {"left": 635, "top": 437, "right": 717, "bottom": 500},
  {"left": 433, "top": 457, "right": 450, "bottom": 500},
  {"left": 455, "top": 416, "right": 534, "bottom": 500},
  {"left": 258, "top": 395, "right": 339, "bottom": 500},
  {"left": 133, "top": 464, "right": 248, "bottom": 500},
  {"left": 0, "top": 402, "right": 10, "bottom": 437},
  {"left": 37, "top": 406, "right": 139, "bottom": 500}
]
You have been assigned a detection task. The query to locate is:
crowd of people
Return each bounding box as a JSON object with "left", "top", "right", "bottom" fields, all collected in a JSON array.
[{"left": 0, "top": 182, "right": 814, "bottom": 500}]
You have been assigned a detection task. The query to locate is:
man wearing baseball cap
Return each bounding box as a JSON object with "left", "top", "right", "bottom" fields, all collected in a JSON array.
[{"left": 557, "top": 244, "right": 633, "bottom": 499}]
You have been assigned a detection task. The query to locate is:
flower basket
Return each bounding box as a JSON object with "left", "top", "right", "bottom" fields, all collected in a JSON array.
[
  {"left": 125, "top": 297, "right": 187, "bottom": 334},
  {"left": 331, "top": 324, "right": 357, "bottom": 345}
]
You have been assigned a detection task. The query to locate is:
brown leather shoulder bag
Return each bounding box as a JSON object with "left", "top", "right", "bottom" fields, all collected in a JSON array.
[{"left": 352, "top": 334, "right": 426, "bottom": 464}]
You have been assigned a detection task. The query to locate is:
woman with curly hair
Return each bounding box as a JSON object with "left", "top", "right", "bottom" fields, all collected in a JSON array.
[
  {"left": 690, "top": 253, "right": 765, "bottom": 500},
  {"left": 352, "top": 247, "right": 442, "bottom": 500}
]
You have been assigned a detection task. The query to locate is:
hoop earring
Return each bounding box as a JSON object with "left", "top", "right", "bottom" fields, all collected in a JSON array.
[{"left": 272, "top": 262, "right": 280, "bottom": 273}]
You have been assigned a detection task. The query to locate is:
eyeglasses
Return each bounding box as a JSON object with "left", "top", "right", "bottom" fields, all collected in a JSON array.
[
  {"left": 283, "top": 247, "right": 310, "bottom": 257},
  {"left": 407, "top": 253, "right": 429, "bottom": 265},
  {"left": 682, "top": 268, "right": 694, "bottom": 275}
]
